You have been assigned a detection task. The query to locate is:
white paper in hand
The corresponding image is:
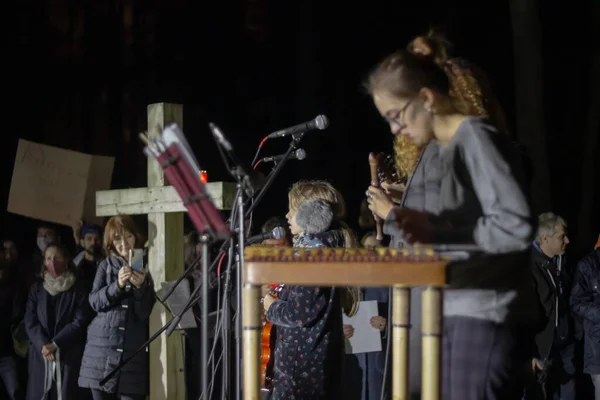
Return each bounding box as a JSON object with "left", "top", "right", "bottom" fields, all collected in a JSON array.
[{"left": 342, "top": 300, "right": 383, "bottom": 354}]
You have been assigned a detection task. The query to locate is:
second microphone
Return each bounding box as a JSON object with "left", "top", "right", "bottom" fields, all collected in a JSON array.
[{"left": 260, "top": 148, "right": 307, "bottom": 164}]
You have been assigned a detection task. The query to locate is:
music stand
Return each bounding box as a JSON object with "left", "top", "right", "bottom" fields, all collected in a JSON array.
[{"left": 143, "top": 123, "right": 231, "bottom": 399}]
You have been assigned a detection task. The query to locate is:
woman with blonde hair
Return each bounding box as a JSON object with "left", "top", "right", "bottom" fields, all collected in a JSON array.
[
  {"left": 385, "top": 28, "right": 510, "bottom": 199},
  {"left": 365, "top": 48, "right": 533, "bottom": 400},
  {"left": 286, "top": 180, "right": 358, "bottom": 248},
  {"left": 286, "top": 180, "right": 360, "bottom": 317},
  {"left": 366, "top": 29, "right": 514, "bottom": 398},
  {"left": 78, "top": 215, "right": 156, "bottom": 400},
  {"left": 262, "top": 180, "right": 354, "bottom": 399}
]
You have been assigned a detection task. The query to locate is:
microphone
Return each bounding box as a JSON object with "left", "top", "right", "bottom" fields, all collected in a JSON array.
[
  {"left": 209, "top": 123, "right": 233, "bottom": 151},
  {"left": 246, "top": 226, "right": 286, "bottom": 245},
  {"left": 260, "top": 148, "right": 306, "bottom": 163},
  {"left": 267, "top": 115, "right": 329, "bottom": 139},
  {"left": 209, "top": 122, "right": 264, "bottom": 196}
]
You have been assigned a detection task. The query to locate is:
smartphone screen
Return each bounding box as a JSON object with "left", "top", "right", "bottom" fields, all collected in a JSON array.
[{"left": 130, "top": 249, "right": 144, "bottom": 271}]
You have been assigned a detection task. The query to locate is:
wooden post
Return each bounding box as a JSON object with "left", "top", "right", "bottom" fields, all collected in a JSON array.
[
  {"left": 146, "top": 103, "right": 186, "bottom": 400},
  {"left": 421, "top": 287, "right": 442, "bottom": 400},
  {"left": 242, "top": 284, "right": 261, "bottom": 400},
  {"left": 392, "top": 286, "right": 410, "bottom": 400}
]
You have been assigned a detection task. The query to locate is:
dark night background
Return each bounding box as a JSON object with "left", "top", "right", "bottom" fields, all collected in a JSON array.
[{"left": 2, "top": 0, "right": 599, "bottom": 260}]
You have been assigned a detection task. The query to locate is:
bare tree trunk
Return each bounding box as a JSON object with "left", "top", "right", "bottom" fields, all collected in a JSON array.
[
  {"left": 509, "top": 0, "right": 552, "bottom": 215},
  {"left": 576, "top": 1, "right": 600, "bottom": 252}
]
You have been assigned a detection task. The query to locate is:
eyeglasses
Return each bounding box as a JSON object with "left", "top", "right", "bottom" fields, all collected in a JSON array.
[{"left": 384, "top": 98, "right": 414, "bottom": 130}]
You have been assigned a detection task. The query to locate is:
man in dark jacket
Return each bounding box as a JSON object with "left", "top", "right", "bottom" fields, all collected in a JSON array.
[
  {"left": 72, "top": 223, "right": 103, "bottom": 290},
  {"left": 528, "top": 212, "right": 578, "bottom": 399},
  {"left": 570, "top": 235, "right": 600, "bottom": 399}
]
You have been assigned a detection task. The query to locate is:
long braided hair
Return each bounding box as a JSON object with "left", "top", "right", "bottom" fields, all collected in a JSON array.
[{"left": 388, "top": 29, "right": 509, "bottom": 181}]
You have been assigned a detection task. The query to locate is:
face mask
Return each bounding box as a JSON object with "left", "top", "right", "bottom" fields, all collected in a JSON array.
[
  {"left": 46, "top": 260, "right": 67, "bottom": 279},
  {"left": 37, "top": 237, "right": 52, "bottom": 253}
]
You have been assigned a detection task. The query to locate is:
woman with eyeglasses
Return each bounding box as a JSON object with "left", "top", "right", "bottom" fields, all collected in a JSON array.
[
  {"left": 364, "top": 31, "right": 517, "bottom": 398},
  {"left": 365, "top": 49, "right": 534, "bottom": 400}
]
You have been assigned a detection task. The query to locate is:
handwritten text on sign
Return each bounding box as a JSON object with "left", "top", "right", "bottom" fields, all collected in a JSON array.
[{"left": 7, "top": 139, "right": 114, "bottom": 226}]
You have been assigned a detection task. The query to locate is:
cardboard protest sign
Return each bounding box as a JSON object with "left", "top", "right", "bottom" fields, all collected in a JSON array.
[{"left": 7, "top": 139, "right": 114, "bottom": 226}]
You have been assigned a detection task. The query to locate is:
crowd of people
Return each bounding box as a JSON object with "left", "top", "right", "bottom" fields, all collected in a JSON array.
[{"left": 0, "top": 216, "right": 158, "bottom": 400}]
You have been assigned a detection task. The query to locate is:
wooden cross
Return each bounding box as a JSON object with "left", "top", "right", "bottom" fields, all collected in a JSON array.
[{"left": 95, "top": 103, "right": 236, "bottom": 400}]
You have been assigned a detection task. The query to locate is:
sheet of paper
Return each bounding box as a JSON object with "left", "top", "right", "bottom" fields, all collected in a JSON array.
[{"left": 342, "top": 300, "right": 382, "bottom": 354}]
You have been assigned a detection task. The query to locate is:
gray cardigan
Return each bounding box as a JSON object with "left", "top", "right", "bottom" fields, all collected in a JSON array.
[
  {"left": 383, "top": 140, "right": 442, "bottom": 248},
  {"left": 78, "top": 255, "right": 156, "bottom": 395}
]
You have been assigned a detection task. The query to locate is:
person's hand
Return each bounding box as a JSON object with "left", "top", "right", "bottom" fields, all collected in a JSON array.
[
  {"left": 343, "top": 325, "right": 354, "bottom": 339},
  {"left": 531, "top": 358, "right": 543, "bottom": 372},
  {"left": 41, "top": 343, "right": 57, "bottom": 361},
  {"left": 394, "top": 208, "right": 435, "bottom": 245},
  {"left": 366, "top": 186, "right": 394, "bottom": 220},
  {"left": 262, "top": 294, "right": 276, "bottom": 312},
  {"left": 370, "top": 316, "right": 387, "bottom": 331},
  {"left": 118, "top": 266, "right": 133, "bottom": 288},
  {"left": 129, "top": 268, "right": 147, "bottom": 288},
  {"left": 381, "top": 181, "right": 405, "bottom": 204}
]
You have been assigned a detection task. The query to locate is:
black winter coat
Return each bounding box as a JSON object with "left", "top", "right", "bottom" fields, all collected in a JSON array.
[
  {"left": 570, "top": 248, "right": 600, "bottom": 374},
  {"left": 78, "top": 255, "right": 156, "bottom": 395},
  {"left": 24, "top": 278, "right": 92, "bottom": 400}
]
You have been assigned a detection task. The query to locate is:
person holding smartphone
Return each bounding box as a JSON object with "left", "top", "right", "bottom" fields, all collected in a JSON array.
[{"left": 78, "top": 215, "right": 155, "bottom": 400}]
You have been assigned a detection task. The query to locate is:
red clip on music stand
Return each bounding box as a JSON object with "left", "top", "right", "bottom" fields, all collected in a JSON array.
[{"left": 147, "top": 123, "right": 231, "bottom": 241}]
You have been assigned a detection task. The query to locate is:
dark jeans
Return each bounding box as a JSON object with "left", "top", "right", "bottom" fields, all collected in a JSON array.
[
  {"left": 90, "top": 389, "right": 145, "bottom": 400},
  {"left": 0, "top": 356, "right": 21, "bottom": 400},
  {"left": 442, "top": 316, "right": 522, "bottom": 400}
]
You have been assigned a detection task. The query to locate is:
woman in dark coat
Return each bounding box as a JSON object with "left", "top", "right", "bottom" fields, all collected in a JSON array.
[
  {"left": 78, "top": 215, "right": 155, "bottom": 400},
  {"left": 24, "top": 243, "right": 92, "bottom": 400}
]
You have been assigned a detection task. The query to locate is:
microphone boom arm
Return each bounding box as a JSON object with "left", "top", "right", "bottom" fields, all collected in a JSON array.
[{"left": 244, "top": 133, "right": 303, "bottom": 217}]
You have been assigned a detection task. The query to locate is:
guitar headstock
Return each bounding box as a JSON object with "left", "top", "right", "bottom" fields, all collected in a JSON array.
[
  {"left": 268, "top": 284, "right": 285, "bottom": 296},
  {"left": 372, "top": 152, "right": 401, "bottom": 185}
]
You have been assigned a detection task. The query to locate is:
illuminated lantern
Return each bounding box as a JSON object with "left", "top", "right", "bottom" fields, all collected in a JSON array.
[{"left": 200, "top": 170, "right": 208, "bottom": 183}]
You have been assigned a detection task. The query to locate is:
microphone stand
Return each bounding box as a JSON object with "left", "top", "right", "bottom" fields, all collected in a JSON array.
[
  {"left": 233, "top": 174, "right": 245, "bottom": 400},
  {"left": 220, "top": 187, "right": 241, "bottom": 400},
  {"left": 229, "top": 133, "right": 304, "bottom": 399},
  {"left": 156, "top": 126, "right": 305, "bottom": 399},
  {"left": 243, "top": 133, "right": 304, "bottom": 217}
]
